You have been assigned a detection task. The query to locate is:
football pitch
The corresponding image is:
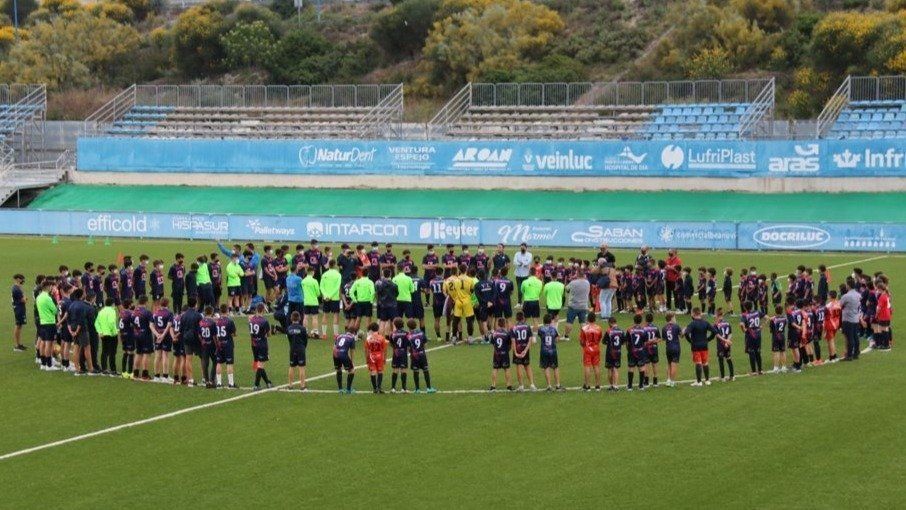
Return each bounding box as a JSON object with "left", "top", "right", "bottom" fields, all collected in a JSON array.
[{"left": 0, "top": 236, "right": 903, "bottom": 508}]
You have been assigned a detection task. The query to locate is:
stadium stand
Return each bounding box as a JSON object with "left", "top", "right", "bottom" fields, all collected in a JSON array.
[
  {"left": 818, "top": 75, "right": 906, "bottom": 140},
  {"left": 0, "top": 84, "right": 47, "bottom": 162},
  {"left": 427, "top": 79, "right": 775, "bottom": 140},
  {"left": 83, "top": 84, "right": 404, "bottom": 139}
]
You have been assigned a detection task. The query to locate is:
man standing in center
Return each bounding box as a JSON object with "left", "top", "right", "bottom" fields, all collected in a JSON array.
[{"left": 513, "top": 243, "right": 532, "bottom": 305}]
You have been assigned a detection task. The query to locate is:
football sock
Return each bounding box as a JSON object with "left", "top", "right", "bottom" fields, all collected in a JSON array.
[
  {"left": 401, "top": 372, "right": 407, "bottom": 390},
  {"left": 814, "top": 340, "right": 822, "bottom": 359},
  {"left": 227, "top": 373, "right": 233, "bottom": 386},
  {"left": 727, "top": 359, "right": 734, "bottom": 378},
  {"left": 718, "top": 358, "right": 726, "bottom": 378},
  {"left": 424, "top": 370, "right": 431, "bottom": 388},
  {"left": 377, "top": 373, "right": 383, "bottom": 389},
  {"left": 703, "top": 365, "right": 710, "bottom": 381},
  {"left": 155, "top": 373, "right": 160, "bottom": 379},
  {"left": 414, "top": 371, "right": 421, "bottom": 390},
  {"left": 142, "top": 370, "right": 149, "bottom": 379},
  {"left": 391, "top": 372, "right": 398, "bottom": 389},
  {"left": 638, "top": 374, "right": 645, "bottom": 389},
  {"left": 346, "top": 373, "right": 354, "bottom": 391},
  {"left": 748, "top": 352, "right": 757, "bottom": 372},
  {"left": 216, "top": 374, "right": 222, "bottom": 386},
  {"left": 370, "top": 375, "right": 377, "bottom": 390},
  {"left": 694, "top": 364, "right": 702, "bottom": 383},
  {"left": 162, "top": 372, "right": 168, "bottom": 380},
  {"left": 653, "top": 377, "right": 658, "bottom": 385},
  {"left": 255, "top": 369, "right": 262, "bottom": 387},
  {"left": 627, "top": 372, "right": 634, "bottom": 388},
  {"left": 335, "top": 370, "right": 343, "bottom": 389},
  {"left": 755, "top": 351, "right": 763, "bottom": 371}
]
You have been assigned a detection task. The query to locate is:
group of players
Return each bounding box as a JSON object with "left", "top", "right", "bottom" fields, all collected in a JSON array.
[{"left": 12, "top": 240, "right": 893, "bottom": 393}]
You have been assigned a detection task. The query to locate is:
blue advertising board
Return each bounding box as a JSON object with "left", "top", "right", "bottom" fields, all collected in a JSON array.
[
  {"left": 77, "top": 137, "right": 906, "bottom": 177},
  {"left": 3, "top": 210, "right": 902, "bottom": 252}
]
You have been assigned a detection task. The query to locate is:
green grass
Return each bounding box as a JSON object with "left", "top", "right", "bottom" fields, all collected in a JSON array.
[{"left": 0, "top": 236, "right": 903, "bottom": 507}]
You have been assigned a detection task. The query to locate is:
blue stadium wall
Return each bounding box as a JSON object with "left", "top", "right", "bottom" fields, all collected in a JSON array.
[
  {"left": 77, "top": 137, "right": 906, "bottom": 177},
  {"left": 1, "top": 210, "right": 901, "bottom": 252}
]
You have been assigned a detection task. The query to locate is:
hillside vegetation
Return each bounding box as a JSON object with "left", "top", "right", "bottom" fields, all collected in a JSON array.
[{"left": 0, "top": 0, "right": 904, "bottom": 119}]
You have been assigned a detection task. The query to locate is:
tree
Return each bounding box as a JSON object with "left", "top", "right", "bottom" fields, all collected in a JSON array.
[
  {"left": 170, "top": 4, "right": 227, "bottom": 78},
  {"left": 787, "top": 66, "right": 830, "bottom": 119},
  {"left": 0, "top": 0, "right": 38, "bottom": 25},
  {"left": 91, "top": 2, "right": 135, "bottom": 24},
  {"left": 685, "top": 46, "right": 733, "bottom": 79},
  {"left": 731, "top": 0, "right": 796, "bottom": 33},
  {"left": 264, "top": 27, "right": 335, "bottom": 84},
  {"left": 810, "top": 11, "right": 905, "bottom": 75},
  {"left": 0, "top": 11, "right": 140, "bottom": 89},
  {"left": 221, "top": 20, "right": 276, "bottom": 70},
  {"left": 422, "top": 0, "right": 564, "bottom": 87},
  {"left": 371, "top": 0, "right": 439, "bottom": 59}
]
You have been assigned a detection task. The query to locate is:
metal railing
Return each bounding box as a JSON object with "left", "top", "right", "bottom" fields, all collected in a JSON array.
[
  {"left": 738, "top": 78, "right": 775, "bottom": 139},
  {"left": 83, "top": 85, "right": 136, "bottom": 135},
  {"left": 426, "top": 83, "right": 471, "bottom": 138},
  {"left": 0, "top": 84, "right": 47, "bottom": 162},
  {"left": 357, "top": 83, "right": 404, "bottom": 139},
  {"left": 849, "top": 75, "right": 906, "bottom": 102},
  {"left": 467, "top": 79, "right": 772, "bottom": 107},
  {"left": 815, "top": 76, "right": 851, "bottom": 139},
  {"left": 0, "top": 142, "right": 14, "bottom": 171}
]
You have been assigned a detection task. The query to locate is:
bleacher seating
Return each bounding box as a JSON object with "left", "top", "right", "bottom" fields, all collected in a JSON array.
[
  {"left": 443, "top": 102, "right": 752, "bottom": 140},
  {"left": 105, "top": 105, "right": 374, "bottom": 139},
  {"left": 432, "top": 81, "right": 773, "bottom": 141},
  {"left": 825, "top": 100, "right": 906, "bottom": 140}
]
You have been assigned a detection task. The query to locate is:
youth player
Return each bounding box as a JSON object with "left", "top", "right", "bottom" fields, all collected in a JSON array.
[
  {"left": 333, "top": 326, "right": 357, "bottom": 394},
  {"left": 769, "top": 305, "right": 788, "bottom": 373},
  {"left": 197, "top": 306, "right": 217, "bottom": 388},
  {"left": 643, "top": 313, "right": 661, "bottom": 387},
  {"left": 511, "top": 311, "right": 535, "bottom": 391},
  {"left": 626, "top": 314, "right": 649, "bottom": 391},
  {"left": 118, "top": 299, "right": 135, "bottom": 378},
  {"left": 286, "top": 311, "right": 308, "bottom": 390},
  {"left": 537, "top": 314, "right": 561, "bottom": 391},
  {"left": 215, "top": 304, "right": 237, "bottom": 388},
  {"left": 713, "top": 308, "right": 734, "bottom": 381},
  {"left": 604, "top": 317, "right": 623, "bottom": 391},
  {"left": 740, "top": 302, "right": 764, "bottom": 375},
  {"left": 429, "top": 269, "right": 447, "bottom": 341},
  {"left": 661, "top": 313, "right": 682, "bottom": 387},
  {"left": 151, "top": 298, "right": 174, "bottom": 383},
  {"left": 489, "top": 318, "right": 513, "bottom": 392},
  {"left": 579, "top": 314, "right": 603, "bottom": 391},
  {"left": 390, "top": 318, "right": 409, "bottom": 392},
  {"left": 446, "top": 265, "right": 476, "bottom": 344},
  {"left": 824, "top": 290, "right": 841, "bottom": 361},
  {"left": 249, "top": 304, "right": 273, "bottom": 390},
  {"left": 407, "top": 319, "right": 434, "bottom": 393},
  {"left": 132, "top": 296, "right": 154, "bottom": 381},
  {"left": 365, "top": 322, "right": 388, "bottom": 393},
  {"left": 684, "top": 307, "right": 716, "bottom": 386}
]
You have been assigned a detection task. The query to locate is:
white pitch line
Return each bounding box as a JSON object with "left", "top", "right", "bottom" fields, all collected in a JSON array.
[{"left": 0, "top": 343, "right": 454, "bottom": 462}]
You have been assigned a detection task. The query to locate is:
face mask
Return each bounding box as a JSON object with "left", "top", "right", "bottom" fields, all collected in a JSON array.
[{"left": 520, "top": 249, "right": 526, "bottom": 253}]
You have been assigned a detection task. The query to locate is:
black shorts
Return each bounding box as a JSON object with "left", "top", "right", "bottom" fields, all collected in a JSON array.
[
  {"left": 717, "top": 344, "right": 731, "bottom": 358},
  {"left": 398, "top": 302, "right": 413, "bottom": 318},
  {"left": 304, "top": 305, "right": 320, "bottom": 316},
  {"left": 493, "top": 352, "right": 511, "bottom": 369},
  {"left": 322, "top": 300, "right": 340, "bottom": 314},
  {"left": 136, "top": 335, "right": 154, "bottom": 355},
  {"left": 745, "top": 336, "right": 761, "bottom": 354},
  {"left": 877, "top": 320, "right": 890, "bottom": 327},
  {"left": 546, "top": 308, "right": 561, "bottom": 319},
  {"left": 646, "top": 347, "right": 659, "bottom": 364},
  {"left": 605, "top": 350, "right": 621, "bottom": 369},
  {"left": 666, "top": 347, "right": 680, "bottom": 363},
  {"left": 628, "top": 349, "right": 648, "bottom": 368},
  {"left": 772, "top": 337, "right": 786, "bottom": 352},
  {"left": 74, "top": 330, "right": 89, "bottom": 348},
  {"left": 494, "top": 302, "right": 513, "bottom": 319},
  {"left": 378, "top": 306, "right": 398, "bottom": 322},
  {"left": 476, "top": 305, "right": 491, "bottom": 322},
  {"left": 539, "top": 351, "right": 558, "bottom": 369},
  {"left": 410, "top": 305, "right": 425, "bottom": 320},
  {"left": 228, "top": 286, "right": 241, "bottom": 297},
  {"left": 155, "top": 337, "right": 173, "bottom": 352},
  {"left": 121, "top": 336, "right": 135, "bottom": 352},
  {"left": 333, "top": 355, "right": 353, "bottom": 371},
  {"left": 252, "top": 343, "right": 269, "bottom": 362},
  {"left": 13, "top": 307, "right": 26, "bottom": 326},
  {"left": 410, "top": 352, "right": 428, "bottom": 371},
  {"left": 523, "top": 301, "right": 540, "bottom": 319},
  {"left": 216, "top": 342, "right": 234, "bottom": 364},
  {"left": 343, "top": 305, "right": 358, "bottom": 320},
  {"left": 38, "top": 324, "right": 56, "bottom": 342},
  {"left": 183, "top": 336, "right": 197, "bottom": 356},
  {"left": 356, "top": 303, "right": 373, "bottom": 318},
  {"left": 391, "top": 350, "right": 408, "bottom": 369},
  {"left": 432, "top": 300, "right": 446, "bottom": 318},
  {"left": 787, "top": 336, "right": 799, "bottom": 349},
  {"left": 172, "top": 339, "right": 186, "bottom": 357},
  {"left": 289, "top": 348, "right": 306, "bottom": 367},
  {"left": 512, "top": 351, "right": 530, "bottom": 366},
  {"left": 263, "top": 276, "right": 276, "bottom": 290}
]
